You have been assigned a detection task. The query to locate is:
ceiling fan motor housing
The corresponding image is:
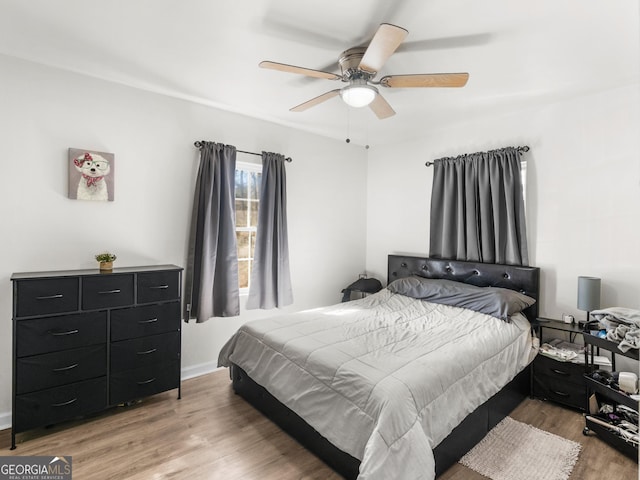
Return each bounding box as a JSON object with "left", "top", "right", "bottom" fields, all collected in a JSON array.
[
  {"left": 339, "top": 47, "right": 373, "bottom": 79},
  {"left": 338, "top": 47, "right": 377, "bottom": 107}
]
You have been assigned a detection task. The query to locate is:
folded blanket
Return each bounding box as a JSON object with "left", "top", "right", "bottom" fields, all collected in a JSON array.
[
  {"left": 620, "top": 329, "right": 640, "bottom": 353},
  {"left": 591, "top": 307, "right": 640, "bottom": 327},
  {"left": 591, "top": 307, "right": 640, "bottom": 353}
]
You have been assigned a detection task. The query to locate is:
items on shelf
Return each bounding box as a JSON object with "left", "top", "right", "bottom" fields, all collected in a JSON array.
[
  {"left": 587, "top": 370, "right": 638, "bottom": 396},
  {"left": 586, "top": 401, "right": 638, "bottom": 448},
  {"left": 539, "top": 338, "right": 611, "bottom": 366},
  {"left": 583, "top": 330, "right": 638, "bottom": 461},
  {"left": 590, "top": 307, "right": 640, "bottom": 353}
]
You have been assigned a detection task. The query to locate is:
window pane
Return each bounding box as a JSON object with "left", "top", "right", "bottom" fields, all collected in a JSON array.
[
  {"left": 236, "top": 164, "right": 261, "bottom": 291},
  {"left": 237, "top": 231, "right": 250, "bottom": 258},
  {"left": 249, "top": 200, "right": 259, "bottom": 227},
  {"left": 250, "top": 231, "right": 256, "bottom": 258},
  {"left": 235, "top": 199, "right": 248, "bottom": 227},
  {"left": 238, "top": 260, "right": 249, "bottom": 289},
  {"left": 250, "top": 172, "right": 261, "bottom": 200},
  {"left": 235, "top": 170, "right": 248, "bottom": 198}
]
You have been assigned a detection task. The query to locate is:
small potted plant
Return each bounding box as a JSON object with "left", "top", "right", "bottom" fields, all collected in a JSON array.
[{"left": 95, "top": 252, "right": 117, "bottom": 271}]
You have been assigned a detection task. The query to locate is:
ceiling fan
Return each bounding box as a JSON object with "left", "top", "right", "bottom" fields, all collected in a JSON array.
[{"left": 259, "top": 23, "right": 469, "bottom": 119}]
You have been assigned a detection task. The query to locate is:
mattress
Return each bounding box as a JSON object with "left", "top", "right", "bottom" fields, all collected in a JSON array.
[{"left": 218, "top": 288, "right": 534, "bottom": 480}]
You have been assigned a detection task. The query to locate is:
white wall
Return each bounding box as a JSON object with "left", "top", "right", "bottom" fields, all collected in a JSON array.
[
  {"left": 366, "top": 83, "right": 640, "bottom": 322},
  {"left": 0, "top": 55, "right": 368, "bottom": 423}
]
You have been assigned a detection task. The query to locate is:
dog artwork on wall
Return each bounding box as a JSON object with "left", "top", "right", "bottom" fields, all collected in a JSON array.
[{"left": 68, "top": 148, "right": 114, "bottom": 201}]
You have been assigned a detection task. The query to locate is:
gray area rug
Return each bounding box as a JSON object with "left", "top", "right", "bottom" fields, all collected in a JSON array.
[{"left": 459, "top": 417, "right": 581, "bottom": 480}]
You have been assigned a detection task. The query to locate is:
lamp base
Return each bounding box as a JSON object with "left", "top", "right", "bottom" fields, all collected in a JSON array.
[{"left": 578, "top": 311, "right": 598, "bottom": 330}]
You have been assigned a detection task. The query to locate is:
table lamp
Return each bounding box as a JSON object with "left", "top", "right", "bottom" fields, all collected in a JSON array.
[{"left": 577, "top": 276, "right": 601, "bottom": 325}]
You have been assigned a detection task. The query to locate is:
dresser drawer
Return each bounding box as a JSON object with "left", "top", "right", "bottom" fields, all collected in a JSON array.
[
  {"left": 110, "top": 361, "right": 180, "bottom": 405},
  {"left": 82, "top": 274, "right": 134, "bottom": 310},
  {"left": 137, "top": 271, "right": 180, "bottom": 304},
  {"left": 533, "top": 354, "right": 585, "bottom": 380},
  {"left": 533, "top": 374, "right": 586, "bottom": 410},
  {"left": 15, "top": 278, "right": 79, "bottom": 318},
  {"left": 14, "top": 377, "right": 107, "bottom": 433},
  {"left": 110, "top": 301, "right": 180, "bottom": 341},
  {"left": 16, "top": 345, "right": 106, "bottom": 394},
  {"left": 110, "top": 332, "right": 180, "bottom": 373},
  {"left": 16, "top": 311, "right": 107, "bottom": 357}
]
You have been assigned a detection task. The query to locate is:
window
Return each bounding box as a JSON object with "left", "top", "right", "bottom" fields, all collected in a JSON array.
[{"left": 235, "top": 162, "right": 262, "bottom": 292}]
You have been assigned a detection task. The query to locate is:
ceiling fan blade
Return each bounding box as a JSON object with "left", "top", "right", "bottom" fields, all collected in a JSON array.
[
  {"left": 359, "top": 23, "right": 408, "bottom": 74},
  {"left": 290, "top": 89, "right": 341, "bottom": 112},
  {"left": 369, "top": 93, "right": 395, "bottom": 119},
  {"left": 259, "top": 61, "right": 341, "bottom": 81},
  {"left": 380, "top": 73, "right": 469, "bottom": 88}
]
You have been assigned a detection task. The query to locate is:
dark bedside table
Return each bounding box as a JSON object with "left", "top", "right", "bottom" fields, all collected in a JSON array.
[{"left": 531, "top": 318, "right": 593, "bottom": 411}]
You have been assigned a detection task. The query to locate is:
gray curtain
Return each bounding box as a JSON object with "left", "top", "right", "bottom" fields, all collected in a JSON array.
[
  {"left": 429, "top": 147, "right": 529, "bottom": 266},
  {"left": 246, "top": 152, "right": 293, "bottom": 309},
  {"left": 184, "top": 142, "right": 240, "bottom": 322}
]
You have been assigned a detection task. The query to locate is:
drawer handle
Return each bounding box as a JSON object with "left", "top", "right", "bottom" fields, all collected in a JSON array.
[
  {"left": 551, "top": 390, "right": 571, "bottom": 397},
  {"left": 138, "top": 318, "right": 158, "bottom": 324},
  {"left": 98, "top": 289, "right": 121, "bottom": 295},
  {"left": 52, "top": 363, "right": 79, "bottom": 372},
  {"left": 137, "top": 377, "right": 156, "bottom": 385},
  {"left": 36, "top": 294, "right": 64, "bottom": 300},
  {"left": 136, "top": 348, "right": 157, "bottom": 355},
  {"left": 550, "top": 368, "right": 570, "bottom": 376},
  {"left": 48, "top": 329, "right": 79, "bottom": 336},
  {"left": 149, "top": 285, "right": 169, "bottom": 290},
  {"left": 51, "top": 398, "right": 77, "bottom": 407}
]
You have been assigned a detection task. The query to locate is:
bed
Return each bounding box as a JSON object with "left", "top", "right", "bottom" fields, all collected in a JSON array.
[{"left": 219, "top": 255, "right": 540, "bottom": 479}]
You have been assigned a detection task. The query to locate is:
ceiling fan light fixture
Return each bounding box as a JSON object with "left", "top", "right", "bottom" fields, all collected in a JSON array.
[{"left": 340, "top": 83, "right": 377, "bottom": 108}]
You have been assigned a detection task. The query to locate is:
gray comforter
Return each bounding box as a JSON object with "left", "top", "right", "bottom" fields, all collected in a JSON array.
[{"left": 219, "top": 289, "right": 533, "bottom": 479}]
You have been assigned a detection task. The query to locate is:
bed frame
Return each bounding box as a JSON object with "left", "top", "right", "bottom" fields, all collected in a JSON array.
[{"left": 230, "top": 255, "right": 540, "bottom": 478}]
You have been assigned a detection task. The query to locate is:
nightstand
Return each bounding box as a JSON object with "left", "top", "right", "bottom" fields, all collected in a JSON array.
[
  {"left": 341, "top": 277, "right": 382, "bottom": 302},
  {"left": 531, "top": 318, "right": 593, "bottom": 411}
]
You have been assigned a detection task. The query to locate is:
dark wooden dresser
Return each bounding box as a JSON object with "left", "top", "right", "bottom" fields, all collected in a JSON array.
[{"left": 10, "top": 264, "right": 182, "bottom": 449}]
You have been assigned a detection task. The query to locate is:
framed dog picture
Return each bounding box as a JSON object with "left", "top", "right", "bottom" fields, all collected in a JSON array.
[{"left": 68, "top": 148, "right": 115, "bottom": 201}]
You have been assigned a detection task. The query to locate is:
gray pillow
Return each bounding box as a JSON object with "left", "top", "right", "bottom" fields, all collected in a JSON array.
[{"left": 387, "top": 276, "right": 535, "bottom": 321}]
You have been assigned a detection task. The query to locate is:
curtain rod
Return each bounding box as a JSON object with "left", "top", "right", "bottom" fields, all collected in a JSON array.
[
  {"left": 425, "top": 145, "right": 529, "bottom": 167},
  {"left": 194, "top": 141, "right": 292, "bottom": 162}
]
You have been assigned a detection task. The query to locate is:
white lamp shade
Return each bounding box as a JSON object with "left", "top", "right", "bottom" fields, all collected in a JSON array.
[
  {"left": 577, "top": 276, "right": 601, "bottom": 311},
  {"left": 340, "top": 85, "right": 377, "bottom": 108}
]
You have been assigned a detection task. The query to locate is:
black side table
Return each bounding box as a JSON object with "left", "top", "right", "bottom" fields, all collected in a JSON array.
[
  {"left": 532, "top": 317, "right": 584, "bottom": 342},
  {"left": 341, "top": 277, "right": 382, "bottom": 302},
  {"left": 531, "top": 318, "right": 592, "bottom": 411}
]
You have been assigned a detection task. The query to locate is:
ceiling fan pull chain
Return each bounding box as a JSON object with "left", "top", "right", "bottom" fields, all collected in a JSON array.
[{"left": 346, "top": 103, "right": 351, "bottom": 143}]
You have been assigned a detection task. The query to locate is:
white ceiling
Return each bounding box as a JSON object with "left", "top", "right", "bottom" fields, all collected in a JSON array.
[{"left": 0, "top": 0, "right": 638, "bottom": 146}]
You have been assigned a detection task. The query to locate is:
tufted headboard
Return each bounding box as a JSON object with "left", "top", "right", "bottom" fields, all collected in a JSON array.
[{"left": 387, "top": 255, "right": 540, "bottom": 322}]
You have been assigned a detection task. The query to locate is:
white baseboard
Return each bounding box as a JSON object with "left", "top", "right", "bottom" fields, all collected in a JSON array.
[
  {"left": 181, "top": 361, "right": 225, "bottom": 380},
  {"left": 0, "top": 364, "right": 226, "bottom": 432},
  {"left": 0, "top": 412, "right": 10, "bottom": 431}
]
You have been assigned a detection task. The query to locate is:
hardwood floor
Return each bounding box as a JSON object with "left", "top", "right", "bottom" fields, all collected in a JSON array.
[
  {"left": 440, "top": 396, "right": 638, "bottom": 480},
  {"left": 1, "top": 369, "right": 637, "bottom": 479}
]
